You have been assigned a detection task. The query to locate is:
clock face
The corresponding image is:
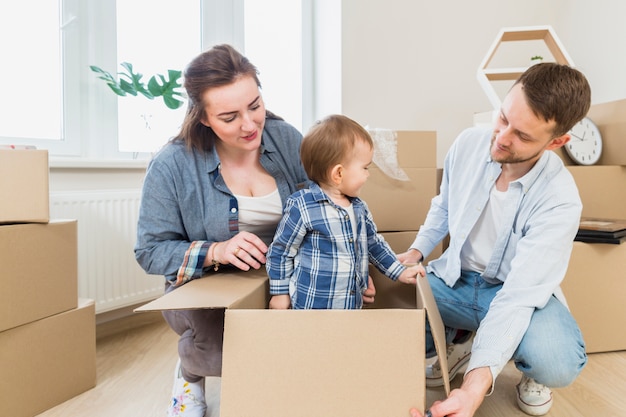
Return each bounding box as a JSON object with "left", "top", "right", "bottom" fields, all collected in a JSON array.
[{"left": 565, "top": 117, "right": 602, "bottom": 165}]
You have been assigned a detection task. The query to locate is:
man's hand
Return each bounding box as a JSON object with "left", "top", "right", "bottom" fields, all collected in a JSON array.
[
  {"left": 397, "top": 248, "right": 424, "bottom": 265},
  {"left": 409, "top": 367, "right": 492, "bottom": 417}
]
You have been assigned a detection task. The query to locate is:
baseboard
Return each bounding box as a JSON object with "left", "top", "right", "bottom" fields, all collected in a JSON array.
[{"left": 96, "top": 302, "right": 164, "bottom": 340}]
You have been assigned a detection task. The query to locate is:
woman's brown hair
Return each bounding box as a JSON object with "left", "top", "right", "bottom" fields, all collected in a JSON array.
[{"left": 174, "top": 44, "right": 281, "bottom": 151}]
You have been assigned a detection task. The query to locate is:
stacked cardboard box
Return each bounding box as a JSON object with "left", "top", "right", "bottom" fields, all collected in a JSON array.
[
  {"left": 360, "top": 131, "right": 445, "bottom": 309},
  {"left": 552, "top": 99, "right": 626, "bottom": 353},
  {"left": 0, "top": 149, "right": 96, "bottom": 417},
  {"left": 562, "top": 166, "right": 626, "bottom": 353}
]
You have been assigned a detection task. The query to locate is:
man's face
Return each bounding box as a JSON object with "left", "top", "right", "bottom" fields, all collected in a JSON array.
[{"left": 490, "top": 84, "right": 561, "bottom": 165}]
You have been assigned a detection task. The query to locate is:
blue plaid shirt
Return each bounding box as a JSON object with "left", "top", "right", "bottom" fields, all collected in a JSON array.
[{"left": 266, "top": 182, "right": 406, "bottom": 309}]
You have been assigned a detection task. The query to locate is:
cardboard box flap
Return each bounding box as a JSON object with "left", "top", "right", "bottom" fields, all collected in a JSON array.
[
  {"left": 220, "top": 309, "right": 426, "bottom": 417},
  {"left": 416, "top": 275, "right": 451, "bottom": 396},
  {"left": 133, "top": 268, "right": 268, "bottom": 312}
]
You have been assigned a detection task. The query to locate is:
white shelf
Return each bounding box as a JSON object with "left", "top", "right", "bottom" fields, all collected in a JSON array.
[{"left": 477, "top": 25, "right": 574, "bottom": 109}]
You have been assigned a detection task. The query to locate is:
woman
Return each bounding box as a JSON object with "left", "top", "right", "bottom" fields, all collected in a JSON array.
[{"left": 134, "top": 44, "right": 309, "bottom": 417}]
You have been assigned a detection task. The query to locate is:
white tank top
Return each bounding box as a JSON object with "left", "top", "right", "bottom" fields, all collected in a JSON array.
[{"left": 235, "top": 188, "right": 283, "bottom": 246}]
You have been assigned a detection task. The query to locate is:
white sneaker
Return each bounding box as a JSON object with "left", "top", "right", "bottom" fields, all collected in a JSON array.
[
  {"left": 516, "top": 375, "right": 553, "bottom": 416},
  {"left": 425, "top": 336, "right": 472, "bottom": 387},
  {"left": 167, "top": 358, "right": 207, "bottom": 417}
]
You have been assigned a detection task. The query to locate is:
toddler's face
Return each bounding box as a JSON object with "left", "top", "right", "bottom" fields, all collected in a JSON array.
[{"left": 339, "top": 138, "right": 373, "bottom": 197}]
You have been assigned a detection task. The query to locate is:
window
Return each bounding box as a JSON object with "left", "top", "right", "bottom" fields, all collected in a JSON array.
[
  {"left": 0, "top": 0, "right": 80, "bottom": 155},
  {"left": 244, "top": 0, "right": 302, "bottom": 131},
  {"left": 115, "top": 0, "right": 201, "bottom": 155},
  {"left": 0, "top": 0, "right": 311, "bottom": 161}
]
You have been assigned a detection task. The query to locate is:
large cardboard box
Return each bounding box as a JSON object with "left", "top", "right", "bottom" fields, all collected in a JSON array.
[
  {"left": 548, "top": 99, "right": 626, "bottom": 166},
  {"left": 221, "top": 309, "right": 424, "bottom": 416},
  {"left": 393, "top": 130, "right": 437, "bottom": 169},
  {"left": 0, "top": 219, "right": 78, "bottom": 331},
  {"left": 362, "top": 130, "right": 438, "bottom": 232},
  {"left": 0, "top": 148, "right": 49, "bottom": 224},
  {"left": 135, "top": 267, "right": 450, "bottom": 416},
  {"left": 361, "top": 167, "right": 438, "bottom": 232},
  {"left": 368, "top": 231, "right": 444, "bottom": 309},
  {"left": 587, "top": 98, "right": 626, "bottom": 166},
  {"left": 0, "top": 299, "right": 96, "bottom": 417},
  {"left": 371, "top": 130, "right": 437, "bottom": 169},
  {"left": 562, "top": 241, "right": 626, "bottom": 353},
  {"left": 567, "top": 165, "right": 626, "bottom": 219}
]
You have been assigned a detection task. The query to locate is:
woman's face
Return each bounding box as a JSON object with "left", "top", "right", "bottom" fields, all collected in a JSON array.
[{"left": 201, "top": 75, "right": 266, "bottom": 151}]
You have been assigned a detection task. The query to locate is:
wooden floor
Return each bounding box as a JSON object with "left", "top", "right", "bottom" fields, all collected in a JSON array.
[{"left": 37, "top": 313, "right": 626, "bottom": 417}]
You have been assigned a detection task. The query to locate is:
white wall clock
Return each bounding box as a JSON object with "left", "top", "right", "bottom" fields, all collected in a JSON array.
[{"left": 565, "top": 117, "right": 602, "bottom": 165}]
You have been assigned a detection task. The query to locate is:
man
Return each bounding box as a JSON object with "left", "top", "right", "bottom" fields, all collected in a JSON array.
[{"left": 401, "top": 63, "right": 590, "bottom": 417}]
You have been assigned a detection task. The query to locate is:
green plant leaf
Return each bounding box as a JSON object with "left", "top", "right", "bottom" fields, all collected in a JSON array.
[
  {"left": 89, "top": 65, "right": 128, "bottom": 96},
  {"left": 90, "top": 63, "right": 183, "bottom": 108},
  {"left": 119, "top": 62, "right": 153, "bottom": 99},
  {"left": 147, "top": 69, "right": 184, "bottom": 109}
]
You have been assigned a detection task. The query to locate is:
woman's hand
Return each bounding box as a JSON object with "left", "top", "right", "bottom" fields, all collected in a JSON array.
[{"left": 210, "top": 231, "right": 268, "bottom": 271}]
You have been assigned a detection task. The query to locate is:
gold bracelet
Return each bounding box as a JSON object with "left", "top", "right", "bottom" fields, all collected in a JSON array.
[{"left": 209, "top": 242, "right": 221, "bottom": 272}]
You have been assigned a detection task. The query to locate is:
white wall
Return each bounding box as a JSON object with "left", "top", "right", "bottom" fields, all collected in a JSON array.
[{"left": 340, "top": 0, "right": 626, "bottom": 166}]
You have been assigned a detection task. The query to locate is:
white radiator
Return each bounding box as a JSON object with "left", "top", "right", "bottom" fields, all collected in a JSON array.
[{"left": 50, "top": 190, "right": 163, "bottom": 313}]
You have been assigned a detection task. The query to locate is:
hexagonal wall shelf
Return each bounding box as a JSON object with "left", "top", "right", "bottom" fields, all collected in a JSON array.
[{"left": 477, "top": 25, "right": 574, "bottom": 109}]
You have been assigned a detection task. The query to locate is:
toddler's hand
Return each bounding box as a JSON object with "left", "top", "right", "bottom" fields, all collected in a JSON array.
[
  {"left": 397, "top": 263, "right": 426, "bottom": 285},
  {"left": 269, "top": 294, "right": 291, "bottom": 309}
]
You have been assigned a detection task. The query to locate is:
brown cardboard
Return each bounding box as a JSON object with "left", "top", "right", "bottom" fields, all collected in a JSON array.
[
  {"left": 361, "top": 167, "right": 438, "bottom": 232},
  {"left": 220, "top": 309, "right": 426, "bottom": 417},
  {"left": 552, "top": 99, "right": 626, "bottom": 166},
  {"left": 367, "top": 231, "right": 444, "bottom": 310},
  {"left": 0, "top": 149, "right": 50, "bottom": 223},
  {"left": 394, "top": 130, "right": 437, "bottom": 168},
  {"left": 415, "top": 272, "right": 451, "bottom": 397},
  {"left": 135, "top": 267, "right": 450, "bottom": 415},
  {"left": 134, "top": 267, "right": 269, "bottom": 312},
  {"left": 567, "top": 165, "right": 626, "bottom": 219},
  {"left": 220, "top": 276, "right": 449, "bottom": 417},
  {"left": 587, "top": 99, "right": 626, "bottom": 166},
  {"left": 562, "top": 241, "right": 626, "bottom": 353},
  {"left": 0, "top": 298, "right": 96, "bottom": 417},
  {"left": 0, "top": 219, "right": 78, "bottom": 331}
]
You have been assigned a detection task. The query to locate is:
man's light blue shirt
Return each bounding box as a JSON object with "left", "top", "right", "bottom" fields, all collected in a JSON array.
[{"left": 411, "top": 126, "right": 582, "bottom": 379}]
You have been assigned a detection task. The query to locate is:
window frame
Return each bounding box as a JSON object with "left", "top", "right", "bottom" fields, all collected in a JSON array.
[{"left": 1, "top": 0, "right": 318, "bottom": 164}]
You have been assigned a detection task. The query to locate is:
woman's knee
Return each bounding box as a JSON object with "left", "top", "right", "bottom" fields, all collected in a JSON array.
[{"left": 166, "top": 308, "right": 226, "bottom": 379}]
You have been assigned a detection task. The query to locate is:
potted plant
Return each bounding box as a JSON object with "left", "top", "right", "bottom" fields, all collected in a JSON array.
[{"left": 530, "top": 55, "right": 544, "bottom": 65}]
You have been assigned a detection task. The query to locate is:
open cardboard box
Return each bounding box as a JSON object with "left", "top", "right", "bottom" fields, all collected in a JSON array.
[{"left": 135, "top": 267, "right": 449, "bottom": 416}]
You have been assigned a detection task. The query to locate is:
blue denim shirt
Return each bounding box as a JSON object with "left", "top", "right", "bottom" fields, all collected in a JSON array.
[
  {"left": 134, "top": 118, "right": 309, "bottom": 285},
  {"left": 267, "top": 182, "right": 405, "bottom": 309},
  {"left": 411, "top": 126, "right": 582, "bottom": 379}
]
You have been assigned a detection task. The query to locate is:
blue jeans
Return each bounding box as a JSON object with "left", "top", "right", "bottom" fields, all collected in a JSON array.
[{"left": 425, "top": 270, "right": 587, "bottom": 388}]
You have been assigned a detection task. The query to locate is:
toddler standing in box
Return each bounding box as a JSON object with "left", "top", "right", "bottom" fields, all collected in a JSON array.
[{"left": 266, "top": 114, "right": 424, "bottom": 309}]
